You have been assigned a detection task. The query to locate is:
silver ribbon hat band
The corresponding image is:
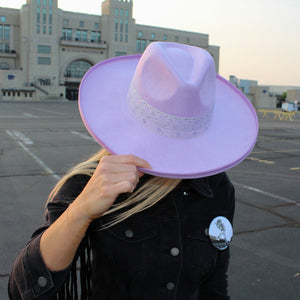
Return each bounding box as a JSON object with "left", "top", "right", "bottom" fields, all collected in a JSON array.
[{"left": 128, "top": 83, "right": 213, "bottom": 138}]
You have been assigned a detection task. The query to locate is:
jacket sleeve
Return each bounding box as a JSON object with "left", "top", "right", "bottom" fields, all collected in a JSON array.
[
  {"left": 8, "top": 174, "right": 90, "bottom": 300},
  {"left": 198, "top": 172, "right": 235, "bottom": 299}
]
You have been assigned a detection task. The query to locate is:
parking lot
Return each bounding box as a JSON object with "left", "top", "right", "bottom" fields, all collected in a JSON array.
[{"left": 0, "top": 101, "right": 299, "bottom": 299}]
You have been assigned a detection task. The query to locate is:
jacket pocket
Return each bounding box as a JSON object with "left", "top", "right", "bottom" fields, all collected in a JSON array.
[{"left": 92, "top": 221, "right": 158, "bottom": 276}]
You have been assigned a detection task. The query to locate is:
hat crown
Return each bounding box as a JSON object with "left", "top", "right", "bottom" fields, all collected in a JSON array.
[
  {"left": 128, "top": 42, "right": 216, "bottom": 138},
  {"left": 132, "top": 42, "right": 216, "bottom": 118}
]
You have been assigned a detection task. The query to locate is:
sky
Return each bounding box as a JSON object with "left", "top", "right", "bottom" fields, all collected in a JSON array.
[{"left": 2, "top": 0, "right": 300, "bottom": 86}]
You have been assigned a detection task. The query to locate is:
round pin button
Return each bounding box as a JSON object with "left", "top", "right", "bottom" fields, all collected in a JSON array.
[
  {"left": 37, "top": 276, "right": 48, "bottom": 287},
  {"left": 208, "top": 216, "right": 233, "bottom": 250},
  {"left": 170, "top": 247, "right": 180, "bottom": 256},
  {"left": 125, "top": 229, "right": 134, "bottom": 238},
  {"left": 166, "top": 282, "right": 175, "bottom": 290}
]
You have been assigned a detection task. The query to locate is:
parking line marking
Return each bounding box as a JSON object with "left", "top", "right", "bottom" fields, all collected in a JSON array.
[
  {"left": 71, "top": 130, "right": 96, "bottom": 142},
  {"left": 9, "top": 130, "right": 34, "bottom": 145},
  {"left": 6, "top": 130, "right": 60, "bottom": 181},
  {"left": 290, "top": 167, "right": 300, "bottom": 170},
  {"left": 233, "top": 181, "right": 299, "bottom": 207},
  {"left": 24, "top": 113, "right": 38, "bottom": 118}
]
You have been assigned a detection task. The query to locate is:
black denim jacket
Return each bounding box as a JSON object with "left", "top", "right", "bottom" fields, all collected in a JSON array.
[{"left": 8, "top": 172, "right": 235, "bottom": 300}]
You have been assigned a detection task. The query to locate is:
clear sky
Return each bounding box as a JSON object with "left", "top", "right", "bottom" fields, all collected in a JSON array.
[{"left": 2, "top": 0, "right": 300, "bottom": 86}]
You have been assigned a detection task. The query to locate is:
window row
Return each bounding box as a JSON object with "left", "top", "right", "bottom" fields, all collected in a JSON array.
[
  {"left": 37, "top": 25, "right": 52, "bottom": 35},
  {"left": 3, "top": 91, "right": 33, "bottom": 98},
  {"left": 137, "top": 31, "right": 190, "bottom": 43},
  {"left": 115, "top": 19, "right": 128, "bottom": 33},
  {"left": 37, "top": 57, "right": 51, "bottom": 65},
  {"left": 38, "top": 45, "right": 51, "bottom": 54},
  {"left": 114, "top": 33, "right": 128, "bottom": 43},
  {"left": 37, "top": 0, "right": 53, "bottom": 7},
  {"left": 115, "top": 8, "right": 129, "bottom": 18},
  {"left": 37, "top": 8, "right": 52, "bottom": 25},
  {"left": 62, "top": 28, "right": 101, "bottom": 43}
]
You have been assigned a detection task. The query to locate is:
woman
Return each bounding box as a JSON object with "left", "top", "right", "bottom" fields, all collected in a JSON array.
[{"left": 9, "top": 42, "right": 258, "bottom": 299}]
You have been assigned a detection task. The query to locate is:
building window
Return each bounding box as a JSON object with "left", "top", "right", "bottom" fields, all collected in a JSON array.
[
  {"left": 0, "top": 62, "right": 10, "bottom": 69},
  {"left": 64, "top": 60, "right": 92, "bottom": 78},
  {"left": 163, "top": 34, "right": 167, "bottom": 40},
  {"left": 115, "top": 8, "right": 119, "bottom": 16},
  {"left": 43, "top": 25, "right": 46, "bottom": 34},
  {"left": 49, "top": 0, "right": 53, "bottom": 7},
  {"left": 120, "top": 9, "right": 123, "bottom": 17},
  {"left": 91, "top": 31, "right": 101, "bottom": 43},
  {"left": 125, "top": 19, "right": 128, "bottom": 33},
  {"left": 37, "top": 0, "right": 41, "bottom": 6},
  {"left": 186, "top": 37, "right": 190, "bottom": 43},
  {"left": 43, "top": 0, "right": 47, "bottom": 7},
  {"left": 0, "top": 25, "right": 2, "bottom": 40},
  {"left": 115, "top": 51, "right": 127, "bottom": 56},
  {"left": 4, "top": 25, "right": 10, "bottom": 40},
  {"left": 120, "top": 19, "right": 123, "bottom": 32},
  {"left": 80, "top": 21, "right": 84, "bottom": 28},
  {"left": 0, "top": 16, "right": 6, "bottom": 23},
  {"left": 151, "top": 33, "right": 155, "bottom": 40},
  {"left": 94, "top": 22, "right": 99, "bottom": 29},
  {"left": 126, "top": 10, "right": 129, "bottom": 18},
  {"left": 136, "top": 39, "right": 146, "bottom": 52},
  {"left": 38, "top": 45, "right": 51, "bottom": 53},
  {"left": 96, "top": 32, "right": 101, "bottom": 43},
  {"left": 115, "top": 18, "right": 118, "bottom": 32},
  {"left": 175, "top": 36, "right": 179, "bottom": 42},
  {"left": 115, "top": 33, "right": 118, "bottom": 42},
  {"left": 43, "top": 8, "right": 46, "bottom": 24},
  {"left": 64, "top": 19, "right": 69, "bottom": 26},
  {"left": 138, "top": 31, "right": 143, "bottom": 38},
  {"left": 49, "top": 9, "right": 52, "bottom": 25},
  {"left": 49, "top": 26, "right": 52, "bottom": 35},
  {"left": 62, "top": 28, "right": 72, "bottom": 40},
  {"left": 125, "top": 34, "right": 128, "bottom": 43},
  {"left": 38, "top": 57, "right": 51, "bottom": 65},
  {"left": 37, "top": 8, "right": 40, "bottom": 23},
  {"left": 120, "top": 33, "right": 123, "bottom": 42},
  {"left": 82, "top": 30, "right": 87, "bottom": 42},
  {"left": 37, "top": 24, "right": 40, "bottom": 34}
]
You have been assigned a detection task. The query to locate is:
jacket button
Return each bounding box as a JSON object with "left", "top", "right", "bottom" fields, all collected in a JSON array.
[
  {"left": 125, "top": 229, "right": 134, "bottom": 238},
  {"left": 166, "top": 282, "right": 175, "bottom": 290},
  {"left": 170, "top": 247, "right": 180, "bottom": 256},
  {"left": 37, "top": 276, "right": 47, "bottom": 287}
]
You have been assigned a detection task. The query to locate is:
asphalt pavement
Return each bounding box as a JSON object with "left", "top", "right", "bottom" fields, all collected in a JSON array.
[{"left": 0, "top": 101, "right": 299, "bottom": 299}]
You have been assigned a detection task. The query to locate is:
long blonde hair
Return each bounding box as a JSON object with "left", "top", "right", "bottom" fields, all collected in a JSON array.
[{"left": 47, "top": 149, "right": 181, "bottom": 227}]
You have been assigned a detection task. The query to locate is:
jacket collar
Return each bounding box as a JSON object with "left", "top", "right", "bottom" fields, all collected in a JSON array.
[{"left": 186, "top": 177, "right": 213, "bottom": 199}]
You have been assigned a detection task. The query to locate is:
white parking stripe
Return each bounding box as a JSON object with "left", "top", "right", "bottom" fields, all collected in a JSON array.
[
  {"left": 233, "top": 181, "right": 299, "bottom": 207},
  {"left": 6, "top": 130, "right": 60, "bottom": 181},
  {"left": 9, "top": 130, "right": 34, "bottom": 145},
  {"left": 24, "top": 113, "right": 38, "bottom": 118}
]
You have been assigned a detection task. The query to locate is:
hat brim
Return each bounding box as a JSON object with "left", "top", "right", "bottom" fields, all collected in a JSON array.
[{"left": 79, "top": 55, "right": 258, "bottom": 179}]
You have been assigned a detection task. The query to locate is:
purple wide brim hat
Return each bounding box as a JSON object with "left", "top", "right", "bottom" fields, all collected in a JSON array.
[{"left": 79, "top": 42, "right": 258, "bottom": 179}]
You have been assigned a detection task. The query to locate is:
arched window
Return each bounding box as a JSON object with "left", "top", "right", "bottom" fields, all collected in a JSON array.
[
  {"left": 0, "top": 62, "right": 10, "bottom": 70},
  {"left": 64, "top": 60, "right": 92, "bottom": 78}
]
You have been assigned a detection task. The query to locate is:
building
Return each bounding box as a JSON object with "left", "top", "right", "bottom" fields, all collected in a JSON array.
[
  {"left": 0, "top": 0, "right": 220, "bottom": 101},
  {"left": 230, "top": 76, "right": 277, "bottom": 109}
]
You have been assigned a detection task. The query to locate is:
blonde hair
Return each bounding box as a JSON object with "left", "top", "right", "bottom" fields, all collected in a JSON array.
[{"left": 47, "top": 149, "right": 181, "bottom": 227}]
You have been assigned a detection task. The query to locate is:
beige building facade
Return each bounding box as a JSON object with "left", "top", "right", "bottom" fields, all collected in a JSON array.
[{"left": 0, "top": 0, "right": 220, "bottom": 101}]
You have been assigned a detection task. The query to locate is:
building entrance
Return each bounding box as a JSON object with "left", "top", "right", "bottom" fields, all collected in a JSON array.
[{"left": 65, "top": 83, "right": 79, "bottom": 100}]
